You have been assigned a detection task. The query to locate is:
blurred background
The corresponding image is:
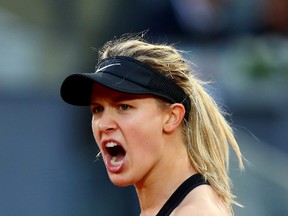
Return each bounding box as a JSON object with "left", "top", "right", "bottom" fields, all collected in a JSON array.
[{"left": 0, "top": 0, "right": 287, "bottom": 215}]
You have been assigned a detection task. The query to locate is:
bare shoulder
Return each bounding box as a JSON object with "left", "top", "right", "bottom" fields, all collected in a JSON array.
[{"left": 171, "top": 184, "right": 232, "bottom": 216}]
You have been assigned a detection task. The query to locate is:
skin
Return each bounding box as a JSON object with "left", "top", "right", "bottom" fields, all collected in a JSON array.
[{"left": 90, "top": 83, "right": 231, "bottom": 216}]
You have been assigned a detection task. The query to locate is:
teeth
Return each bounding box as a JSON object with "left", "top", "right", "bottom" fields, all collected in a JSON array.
[
  {"left": 111, "top": 156, "right": 123, "bottom": 167},
  {"left": 106, "top": 142, "right": 118, "bottom": 148}
]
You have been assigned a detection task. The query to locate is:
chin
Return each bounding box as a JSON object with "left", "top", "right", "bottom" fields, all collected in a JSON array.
[{"left": 108, "top": 174, "right": 134, "bottom": 187}]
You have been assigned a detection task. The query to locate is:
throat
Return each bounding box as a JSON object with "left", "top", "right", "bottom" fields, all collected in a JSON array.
[{"left": 136, "top": 183, "right": 169, "bottom": 216}]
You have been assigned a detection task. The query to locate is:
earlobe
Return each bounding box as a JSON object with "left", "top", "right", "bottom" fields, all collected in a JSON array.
[{"left": 163, "top": 104, "right": 185, "bottom": 133}]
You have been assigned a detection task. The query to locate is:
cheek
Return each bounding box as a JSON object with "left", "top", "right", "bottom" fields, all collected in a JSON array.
[
  {"left": 91, "top": 119, "right": 100, "bottom": 146},
  {"left": 135, "top": 110, "right": 164, "bottom": 139},
  {"left": 128, "top": 125, "right": 164, "bottom": 171},
  {"left": 126, "top": 117, "right": 164, "bottom": 150}
]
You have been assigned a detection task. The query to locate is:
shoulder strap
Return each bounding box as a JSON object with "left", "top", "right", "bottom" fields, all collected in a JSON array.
[{"left": 156, "top": 174, "right": 208, "bottom": 216}]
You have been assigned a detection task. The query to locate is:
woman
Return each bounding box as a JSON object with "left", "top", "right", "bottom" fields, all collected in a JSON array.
[{"left": 60, "top": 34, "right": 244, "bottom": 215}]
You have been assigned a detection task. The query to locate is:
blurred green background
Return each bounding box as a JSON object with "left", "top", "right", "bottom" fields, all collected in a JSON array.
[{"left": 0, "top": 0, "right": 287, "bottom": 215}]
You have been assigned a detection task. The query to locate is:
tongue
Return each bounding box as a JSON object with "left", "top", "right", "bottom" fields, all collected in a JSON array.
[{"left": 110, "top": 153, "right": 125, "bottom": 167}]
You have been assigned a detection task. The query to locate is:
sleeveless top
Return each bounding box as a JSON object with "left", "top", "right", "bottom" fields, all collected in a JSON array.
[{"left": 156, "top": 174, "right": 208, "bottom": 216}]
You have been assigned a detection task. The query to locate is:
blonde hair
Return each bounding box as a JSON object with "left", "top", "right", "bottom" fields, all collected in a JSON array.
[{"left": 98, "top": 34, "right": 244, "bottom": 212}]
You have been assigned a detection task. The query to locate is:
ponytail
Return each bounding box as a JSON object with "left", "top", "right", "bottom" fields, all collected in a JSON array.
[{"left": 184, "top": 77, "right": 244, "bottom": 209}]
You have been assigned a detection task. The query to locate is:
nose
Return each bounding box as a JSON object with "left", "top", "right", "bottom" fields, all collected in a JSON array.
[{"left": 95, "top": 109, "right": 117, "bottom": 134}]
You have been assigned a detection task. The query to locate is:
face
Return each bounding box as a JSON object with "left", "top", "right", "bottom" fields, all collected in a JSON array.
[{"left": 90, "top": 84, "right": 169, "bottom": 187}]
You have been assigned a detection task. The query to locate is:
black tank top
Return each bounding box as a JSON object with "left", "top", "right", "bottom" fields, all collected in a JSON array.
[{"left": 156, "top": 174, "right": 208, "bottom": 216}]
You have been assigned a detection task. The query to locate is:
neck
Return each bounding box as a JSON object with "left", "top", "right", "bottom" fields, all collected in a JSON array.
[{"left": 135, "top": 139, "right": 197, "bottom": 216}]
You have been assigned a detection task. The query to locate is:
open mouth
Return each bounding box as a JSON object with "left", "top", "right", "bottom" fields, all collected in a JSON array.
[{"left": 105, "top": 142, "right": 126, "bottom": 167}]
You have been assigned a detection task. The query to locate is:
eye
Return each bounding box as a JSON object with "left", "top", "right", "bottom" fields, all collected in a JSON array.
[
  {"left": 119, "top": 104, "right": 131, "bottom": 111},
  {"left": 91, "top": 105, "right": 104, "bottom": 114}
]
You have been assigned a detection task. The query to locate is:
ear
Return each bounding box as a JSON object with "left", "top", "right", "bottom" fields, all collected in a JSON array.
[{"left": 163, "top": 103, "right": 185, "bottom": 133}]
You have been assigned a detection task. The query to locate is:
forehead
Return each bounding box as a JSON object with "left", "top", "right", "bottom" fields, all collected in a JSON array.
[{"left": 90, "top": 83, "right": 156, "bottom": 102}]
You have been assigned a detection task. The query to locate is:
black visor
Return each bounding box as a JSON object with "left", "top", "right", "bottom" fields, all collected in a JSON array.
[{"left": 60, "top": 56, "right": 190, "bottom": 119}]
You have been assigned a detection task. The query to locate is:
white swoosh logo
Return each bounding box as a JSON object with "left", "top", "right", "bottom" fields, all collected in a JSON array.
[{"left": 95, "top": 63, "right": 121, "bottom": 73}]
